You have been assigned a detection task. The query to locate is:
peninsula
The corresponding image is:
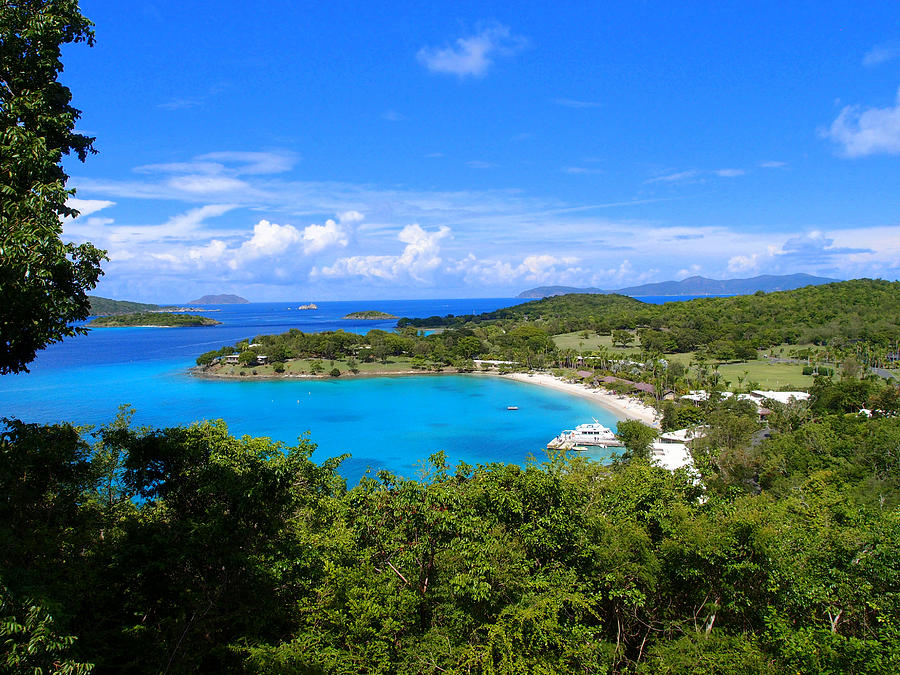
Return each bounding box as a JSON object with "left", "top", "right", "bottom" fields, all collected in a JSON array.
[{"left": 89, "top": 312, "right": 222, "bottom": 328}]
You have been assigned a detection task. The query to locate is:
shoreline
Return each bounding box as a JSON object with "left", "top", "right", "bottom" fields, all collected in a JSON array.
[
  {"left": 192, "top": 366, "right": 660, "bottom": 426},
  {"left": 501, "top": 372, "right": 660, "bottom": 427}
]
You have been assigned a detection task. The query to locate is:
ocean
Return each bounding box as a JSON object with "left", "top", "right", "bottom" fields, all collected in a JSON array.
[{"left": 0, "top": 296, "right": 696, "bottom": 483}]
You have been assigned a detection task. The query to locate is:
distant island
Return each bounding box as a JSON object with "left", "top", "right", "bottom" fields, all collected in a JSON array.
[
  {"left": 296, "top": 303, "right": 318, "bottom": 310},
  {"left": 189, "top": 294, "right": 249, "bottom": 304},
  {"left": 517, "top": 273, "right": 840, "bottom": 298},
  {"left": 342, "top": 310, "right": 398, "bottom": 320},
  {"left": 88, "top": 296, "right": 160, "bottom": 316},
  {"left": 89, "top": 312, "right": 222, "bottom": 328}
]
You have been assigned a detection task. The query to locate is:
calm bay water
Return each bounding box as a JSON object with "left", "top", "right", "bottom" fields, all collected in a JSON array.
[{"left": 0, "top": 296, "right": 696, "bottom": 482}]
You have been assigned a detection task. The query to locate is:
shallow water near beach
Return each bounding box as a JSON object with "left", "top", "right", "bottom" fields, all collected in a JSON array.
[{"left": 1, "top": 298, "right": 629, "bottom": 483}]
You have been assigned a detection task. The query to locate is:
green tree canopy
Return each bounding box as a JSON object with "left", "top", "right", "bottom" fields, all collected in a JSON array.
[{"left": 1, "top": 0, "right": 105, "bottom": 374}]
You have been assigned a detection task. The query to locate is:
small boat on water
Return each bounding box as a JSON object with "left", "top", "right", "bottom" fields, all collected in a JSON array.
[
  {"left": 507, "top": 406, "right": 519, "bottom": 410},
  {"left": 547, "top": 419, "right": 621, "bottom": 450}
]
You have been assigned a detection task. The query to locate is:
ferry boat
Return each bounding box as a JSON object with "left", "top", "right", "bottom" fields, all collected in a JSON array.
[{"left": 547, "top": 420, "right": 621, "bottom": 450}]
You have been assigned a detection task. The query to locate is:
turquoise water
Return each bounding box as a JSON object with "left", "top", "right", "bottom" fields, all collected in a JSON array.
[{"left": 0, "top": 299, "right": 621, "bottom": 483}]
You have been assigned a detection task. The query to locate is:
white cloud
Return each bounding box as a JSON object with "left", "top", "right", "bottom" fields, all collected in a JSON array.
[
  {"left": 647, "top": 170, "right": 702, "bottom": 183},
  {"left": 863, "top": 44, "right": 899, "bottom": 67},
  {"left": 453, "top": 252, "right": 585, "bottom": 286},
  {"left": 467, "top": 160, "right": 496, "bottom": 169},
  {"left": 188, "top": 239, "right": 228, "bottom": 264},
  {"left": 168, "top": 175, "right": 249, "bottom": 193},
  {"left": 301, "top": 219, "right": 349, "bottom": 254},
  {"left": 164, "top": 204, "right": 238, "bottom": 232},
  {"left": 231, "top": 219, "right": 303, "bottom": 269},
  {"left": 759, "top": 160, "right": 787, "bottom": 168},
  {"left": 822, "top": 87, "right": 900, "bottom": 157},
  {"left": 314, "top": 224, "right": 450, "bottom": 282},
  {"left": 727, "top": 254, "right": 759, "bottom": 274},
  {"left": 715, "top": 168, "right": 745, "bottom": 178},
  {"left": 196, "top": 151, "right": 295, "bottom": 175},
  {"left": 381, "top": 110, "right": 406, "bottom": 121},
  {"left": 417, "top": 24, "right": 525, "bottom": 78},
  {"left": 339, "top": 210, "right": 364, "bottom": 224},
  {"left": 64, "top": 198, "right": 115, "bottom": 218}
]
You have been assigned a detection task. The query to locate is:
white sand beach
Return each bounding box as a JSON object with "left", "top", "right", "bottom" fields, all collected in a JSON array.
[{"left": 501, "top": 372, "right": 661, "bottom": 427}]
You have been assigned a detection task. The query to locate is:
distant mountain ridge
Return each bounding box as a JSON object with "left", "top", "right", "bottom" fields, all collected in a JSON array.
[
  {"left": 517, "top": 273, "right": 840, "bottom": 298},
  {"left": 189, "top": 294, "right": 249, "bottom": 304}
]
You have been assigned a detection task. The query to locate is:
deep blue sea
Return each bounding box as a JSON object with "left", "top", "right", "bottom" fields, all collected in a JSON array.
[{"left": 0, "top": 296, "right": 697, "bottom": 483}]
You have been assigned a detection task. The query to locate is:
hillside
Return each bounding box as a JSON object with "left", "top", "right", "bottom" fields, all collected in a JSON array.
[
  {"left": 517, "top": 273, "right": 839, "bottom": 298},
  {"left": 406, "top": 279, "right": 900, "bottom": 352},
  {"left": 88, "top": 312, "right": 222, "bottom": 327},
  {"left": 88, "top": 296, "right": 159, "bottom": 316},
  {"left": 189, "top": 294, "right": 249, "bottom": 304}
]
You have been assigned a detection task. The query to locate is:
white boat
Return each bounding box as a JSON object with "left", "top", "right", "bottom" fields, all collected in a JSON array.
[
  {"left": 507, "top": 405, "right": 519, "bottom": 410},
  {"left": 547, "top": 419, "right": 621, "bottom": 449}
]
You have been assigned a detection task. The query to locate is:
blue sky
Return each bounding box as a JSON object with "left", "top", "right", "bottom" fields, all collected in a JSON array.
[{"left": 60, "top": 1, "right": 900, "bottom": 301}]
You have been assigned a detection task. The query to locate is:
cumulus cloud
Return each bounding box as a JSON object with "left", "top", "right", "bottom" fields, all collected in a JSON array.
[
  {"left": 188, "top": 239, "right": 228, "bottom": 264},
  {"left": 231, "top": 220, "right": 302, "bottom": 268},
  {"left": 301, "top": 219, "right": 349, "bottom": 254},
  {"left": 417, "top": 24, "right": 526, "bottom": 78},
  {"left": 314, "top": 224, "right": 450, "bottom": 282},
  {"left": 453, "top": 253, "right": 585, "bottom": 286},
  {"left": 822, "top": 87, "right": 900, "bottom": 157}
]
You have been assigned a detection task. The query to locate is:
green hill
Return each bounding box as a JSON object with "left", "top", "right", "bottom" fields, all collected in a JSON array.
[
  {"left": 88, "top": 296, "right": 159, "bottom": 316},
  {"left": 88, "top": 312, "right": 221, "bottom": 327}
]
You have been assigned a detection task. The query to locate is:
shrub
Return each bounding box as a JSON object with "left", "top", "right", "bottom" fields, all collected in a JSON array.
[{"left": 329, "top": 368, "right": 341, "bottom": 377}]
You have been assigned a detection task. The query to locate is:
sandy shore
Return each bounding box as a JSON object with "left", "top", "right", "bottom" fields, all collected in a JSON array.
[{"left": 502, "top": 372, "right": 660, "bottom": 427}]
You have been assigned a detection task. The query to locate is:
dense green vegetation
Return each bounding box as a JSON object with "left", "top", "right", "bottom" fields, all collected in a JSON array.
[
  {"left": 88, "top": 296, "right": 160, "bottom": 316},
  {"left": 3, "top": 387, "right": 900, "bottom": 673},
  {"left": 0, "top": 0, "right": 105, "bottom": 374},
  {"left": 344, "top": 310, "right": 399, "bottom": 320},
  {"left": 402, "top": 280, "right": 900, "bottom": 360},
  {"left": 195, "top": 326, "right": 546, "bottom": 373},
  {"left": 89, "top": 312, "right": 221, "bottom": 328}
]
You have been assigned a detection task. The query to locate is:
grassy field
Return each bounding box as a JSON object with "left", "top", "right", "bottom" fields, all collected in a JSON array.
[
  {"left": 552, "top": 331, "right": 695, "bottom": 366},
  {"left": 553, "top": 332, "right": 814, "bottom": 390},
  {"left": 714, "top": 360, "right": 813, "bottom": 390}
]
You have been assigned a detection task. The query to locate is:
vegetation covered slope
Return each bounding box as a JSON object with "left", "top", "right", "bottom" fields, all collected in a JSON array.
[
  {"left": 2, "top": 397, "right": 899, "bottom": 673},
  {"left": 88, "top": 312, "right": 221, "bottom": 327},
  {"left": 88, "top": 296, "right": 159, "bottom": 316},
  {"left": 404, "top": 279, "right": 900, "bottom": 352}
]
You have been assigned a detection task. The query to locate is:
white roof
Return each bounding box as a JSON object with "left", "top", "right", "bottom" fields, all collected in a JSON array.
[
  {"left": 651, "top": 441, "right": 694, "bottom": 471},
  {"left": 751, "top": 390, "right": 810, "bottom": 404}
]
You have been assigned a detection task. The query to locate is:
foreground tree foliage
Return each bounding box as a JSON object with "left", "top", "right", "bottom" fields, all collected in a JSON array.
[
  {"left": 2, "top": 407, "right": 899, "bottom": 673},
  {"left": 0, "top": 0, "right": 105, "bottom": 374}
]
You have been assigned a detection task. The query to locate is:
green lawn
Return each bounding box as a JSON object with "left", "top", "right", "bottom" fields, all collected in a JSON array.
[{"left": 715, "top": 360, "right": 813, "bottom": 390}]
